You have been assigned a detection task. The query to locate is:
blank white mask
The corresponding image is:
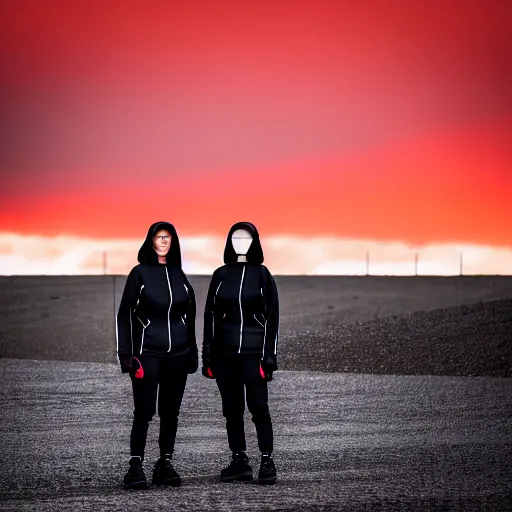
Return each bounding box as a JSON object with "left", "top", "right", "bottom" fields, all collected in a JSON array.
[{"left": 231, "top": 228, "right": 253, "bottom": 255}]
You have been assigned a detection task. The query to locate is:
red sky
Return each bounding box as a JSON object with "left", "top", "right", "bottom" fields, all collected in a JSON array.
[{"left": 1, "top": 0, "right": 511, "bottom": 247}]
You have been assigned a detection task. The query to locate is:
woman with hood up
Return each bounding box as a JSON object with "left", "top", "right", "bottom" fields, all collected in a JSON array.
[
  {"left": 116, "top": 221, "right": 198, "bottom": 490},
  {"left": 202, "top": 222, "right": 279, "bottom": 485}
]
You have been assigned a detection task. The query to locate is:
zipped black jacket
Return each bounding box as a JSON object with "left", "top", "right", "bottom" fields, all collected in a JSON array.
[
  {"left": 202, "top": 222, "right": 279, "bottom": 371},
  {"left": 116, "top": 222, "right": 197, "bottom": 364}
]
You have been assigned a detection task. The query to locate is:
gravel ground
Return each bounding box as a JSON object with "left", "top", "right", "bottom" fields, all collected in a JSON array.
[
  {"left": 1, "top": 276, "right": 512, "bottom": 510},
  {"left": 281, "top": 298, "right": 512, "bottom": 377},
  {"left": 1, "top": 359, "right": 511, "bottom": 511}
]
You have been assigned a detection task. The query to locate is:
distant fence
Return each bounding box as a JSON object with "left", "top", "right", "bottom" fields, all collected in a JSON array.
[
  {"left": 92, "top": 250, "right": 509, "bottom": 276},
  {"left": 361, "top": 251, "right": 464, "bottom": 276},
  {"left": 2, "top": 234, "right": 510, "bottom": 275}
]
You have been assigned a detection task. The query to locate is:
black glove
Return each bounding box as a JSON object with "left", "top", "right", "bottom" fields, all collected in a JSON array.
[
  {"left": 120, "top": 355, "right": 133, "bottom": 374},
  {"left": 202, "top": 365, "right": 215, "bottom": 379},
  {"left": 188, "top": 357, "right": 198, "bottom": 375},
  {"left": 260, "top": 363, "right": 274, "bottom": 382}
]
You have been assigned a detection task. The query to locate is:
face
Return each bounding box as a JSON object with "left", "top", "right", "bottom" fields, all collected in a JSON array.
[
  {"left": 153, "top": 229, "right": 172, "bottom": 257},
  {"left": 231, "top": 228, "right": 253, "bottom": 255}
]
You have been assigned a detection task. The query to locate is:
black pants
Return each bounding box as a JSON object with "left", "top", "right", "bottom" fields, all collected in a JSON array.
[
  {"left": 129, "top": 355, "right": 188, "bottom": 460},
  {"left": 212, "top": 355, "right": 273, "bottom": 454}
]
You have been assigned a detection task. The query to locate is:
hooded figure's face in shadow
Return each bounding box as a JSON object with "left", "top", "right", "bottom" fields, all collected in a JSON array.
[
  {"left": 231, "top": 228, "right": 253, "bottom": 255},
  {"left": 153, "top": 229, "right": 171, "bottom": 258}
]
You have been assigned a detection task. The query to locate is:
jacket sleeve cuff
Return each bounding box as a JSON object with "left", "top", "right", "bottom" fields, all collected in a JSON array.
[{"left": 262, "top": 357, "right": 277, "bottom": 372}]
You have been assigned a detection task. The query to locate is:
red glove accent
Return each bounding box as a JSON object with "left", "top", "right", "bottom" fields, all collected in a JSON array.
[
  {"left": 207, "top": 367, "right": 214, "bottom": 378},
  {"left": 133, "top": 357, "right": 144, "bottom": 379},
  {"left": 259, "top": 364, "right": 266, "bottom": 379}
]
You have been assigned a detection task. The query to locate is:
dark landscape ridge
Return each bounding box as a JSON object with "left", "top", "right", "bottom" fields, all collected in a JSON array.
[
  {"left": 0, "top": 275, "right": 511, "bottom": 377},
  {"left": 282, "top": 298, "right": 512, "bottom": 377}
]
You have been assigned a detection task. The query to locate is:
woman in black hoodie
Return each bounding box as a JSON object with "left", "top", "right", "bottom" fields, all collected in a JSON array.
[
  {"left": 117, "top": 221, "right": 197, "bottom": 490},
  {"left": 202, "top": 222, "right": 279, "bottom": 485}
]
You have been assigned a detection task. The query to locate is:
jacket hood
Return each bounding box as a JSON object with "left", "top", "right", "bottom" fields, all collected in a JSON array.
[
  {"left": 137, "top": 221, "right": 182, "bottom": 268},
  {"left": 223, "top": 221, "right": 264, "bottom": 264}
]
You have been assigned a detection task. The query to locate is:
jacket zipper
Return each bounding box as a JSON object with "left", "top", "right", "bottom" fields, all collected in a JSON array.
[
  {"left": 165, "top": 267, "right": 173, "bottom": 352},
  {"left": 238, "top": 266, "right": 246, "bottom": 353}
]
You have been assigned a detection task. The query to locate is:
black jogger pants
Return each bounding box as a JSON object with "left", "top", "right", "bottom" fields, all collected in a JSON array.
[
  {"left": 129, "top": 354, "right": 188, "bottom": 460},
  {"left": 212, "top": 355, "right": 273, "bottom": 454}
]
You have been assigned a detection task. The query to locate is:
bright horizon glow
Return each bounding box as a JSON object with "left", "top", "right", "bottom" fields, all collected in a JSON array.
[{"left": 0, "top": 233, "right": 510, "bottom": 276}]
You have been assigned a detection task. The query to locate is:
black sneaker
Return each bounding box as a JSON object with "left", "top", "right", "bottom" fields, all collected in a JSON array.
[
  {"left": 152, "top": 457, "right": 182, "bottom": 487},
  {"left": 123, "top": 457, "right": 148, "bottom": 490},
  {"left": 258, "top": 454, "right": 276, "bottom": 485},
  {"left": 220, "top": 452, "right": 253, "bottom": 482}
]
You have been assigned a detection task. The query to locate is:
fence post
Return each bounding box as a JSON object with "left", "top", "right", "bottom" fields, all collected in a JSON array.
[
  {"left": 415, "top": 253, "right": 418, "bottom": 276},
  {"left": 366, "top": 251, "right": 370, "bottom": 276},
  {"left": 103, "top": 251, "right": 107, "bottom": 275},
  {"left": 460, "top": 251, "right": 463, "bottom": 276}
]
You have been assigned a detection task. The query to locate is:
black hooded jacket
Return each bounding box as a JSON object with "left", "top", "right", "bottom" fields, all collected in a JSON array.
[
  {"left": 202, "top": 222, "right": 279, "bottom": 371},
  {"left": 116, "top": 222, "right": 197, "bottom": 365}
]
